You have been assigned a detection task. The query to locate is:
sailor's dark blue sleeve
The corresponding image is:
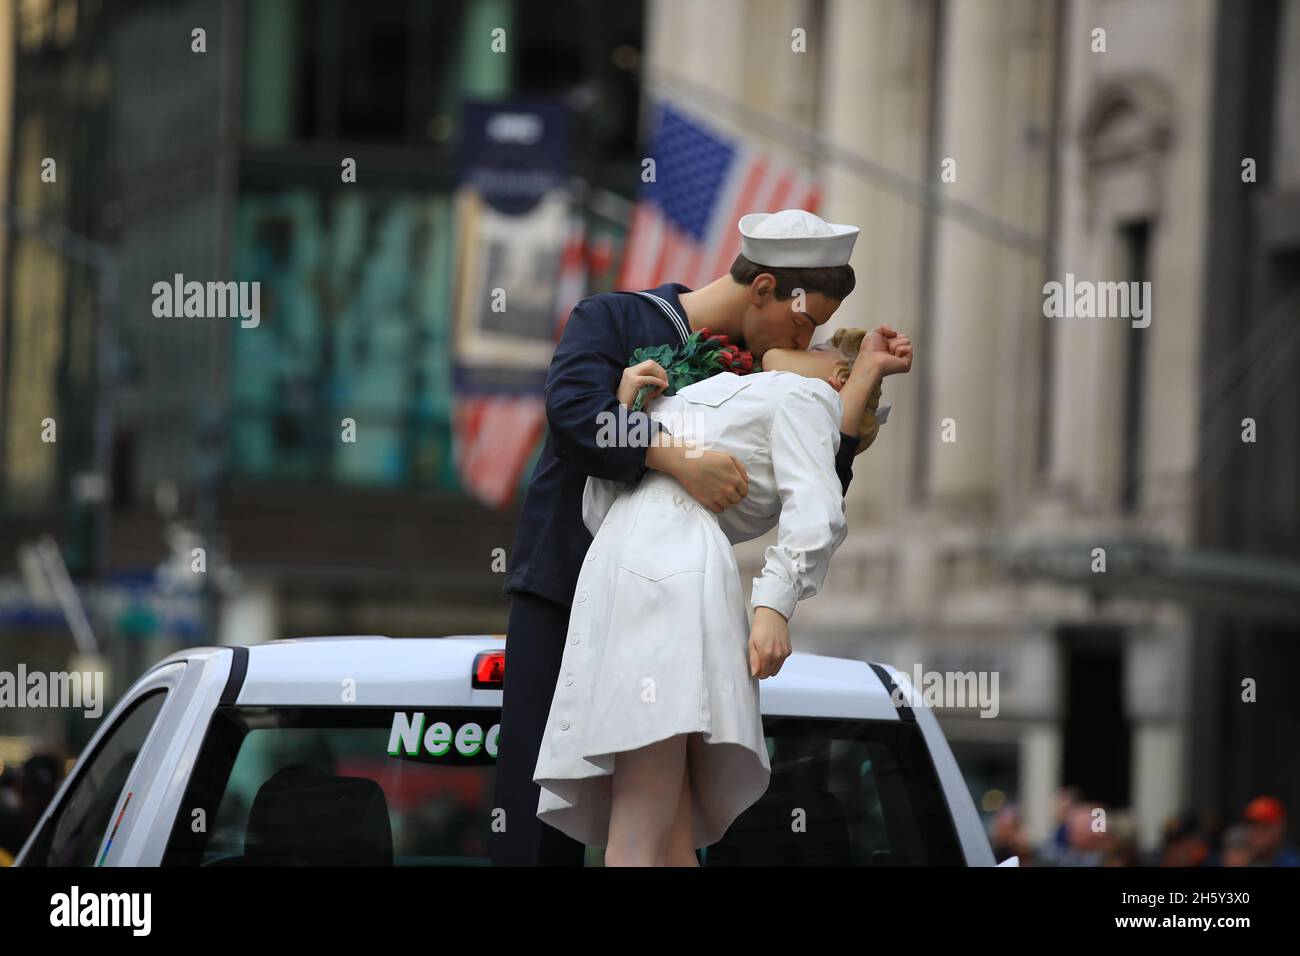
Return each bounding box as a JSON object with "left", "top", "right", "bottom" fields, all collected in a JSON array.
[
  {"left": 544, "top": 296, "right": 667, "bottom": 483},
  {"left": 835, "top": 431, "right": 859, "bottom": 495}
]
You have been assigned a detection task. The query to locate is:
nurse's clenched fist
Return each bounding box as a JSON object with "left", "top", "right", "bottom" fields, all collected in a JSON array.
[{"left": 749, "top": 605, "right": 792, "bottom": 679}]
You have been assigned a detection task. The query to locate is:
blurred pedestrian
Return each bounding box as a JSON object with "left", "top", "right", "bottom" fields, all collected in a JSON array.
[
  {"left": 1242, "top": 795, "right": 1300, "bottom": 866},
  {"left": 1220, "top": 823, "right": 1255, "bottom": 867},
  {"left": 1159, "top": 811, "right": 1211, "bottom": 866},
  {"left": 1039, "top": 801, "right": 1109, "bottom": 865},
  {"left": 1101, "top": 811, "right": 1140, "bottom": 866},
  {"left": 991, "top": 803, "right": 1033, "bottom": 865},
  {"left": 1049, "top": 785, "right": 1079, "bottom": 850}
]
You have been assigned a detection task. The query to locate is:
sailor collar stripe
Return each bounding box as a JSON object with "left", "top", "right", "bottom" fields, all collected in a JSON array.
[{"left": 635, "top": 291, "right": 690, "bottom": 344}]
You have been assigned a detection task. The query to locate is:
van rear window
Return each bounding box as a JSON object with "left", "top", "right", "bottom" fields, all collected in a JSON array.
[
  {"left": 163, "top": 706, "right": 499, "bottom": 866},
  {"left": 162, "top": 708, "right": 963, "bottom": 866},
  {"left": 705, "top": 717, "right": 965, "bottom": 866}
]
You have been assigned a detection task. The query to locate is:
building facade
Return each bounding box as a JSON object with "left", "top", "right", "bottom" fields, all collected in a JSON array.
[
  {"left": 0, "top": 0, "right": 645, "bottom": 737},
  {"left": 644, "top": 0, "right": 1299, "bottom": 852}
]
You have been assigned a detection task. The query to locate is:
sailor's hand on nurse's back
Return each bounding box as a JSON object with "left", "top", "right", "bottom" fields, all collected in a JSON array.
[
  {"left": 679, "top": 447, "right": 749, "bottom": 513},
  {"left": 645, "top": 440, "right": 749, "bottom": 513},
  {"left": 617, "top": 359, "right": 669, "bottom": 407},
  {"left": 749, "top": 606, "right": 792, "bottom": 679}
]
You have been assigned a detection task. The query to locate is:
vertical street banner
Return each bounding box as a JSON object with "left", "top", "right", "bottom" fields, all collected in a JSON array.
[{"left": 452, "top": 100, "right": 575, "bottom": 508}]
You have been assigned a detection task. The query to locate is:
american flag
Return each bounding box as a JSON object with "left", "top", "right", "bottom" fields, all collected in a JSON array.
[
  {"left": 619, "top": 103, "right": 821, "bottom": 291},
  {"left": 455, "top": 211, "right": 588, "bottom": 509}
]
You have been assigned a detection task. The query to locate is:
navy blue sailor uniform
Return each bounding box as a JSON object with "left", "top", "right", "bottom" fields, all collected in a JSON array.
[{"left": 488, "top": 282, "right": 861, "bottom": 866}]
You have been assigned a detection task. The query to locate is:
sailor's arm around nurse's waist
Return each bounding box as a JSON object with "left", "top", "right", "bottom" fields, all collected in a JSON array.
[
  {"left": 579, "top": 438, "right": 747, "bottom": 534},
  {"left": 613, "top": 349, "right": 750, "bottom": 514},
  {"left": 749, "top": 377, "right": 849, "bottom": 623},
  {"left": 545, "top": 296, "right": 750, "bottom": 507}
]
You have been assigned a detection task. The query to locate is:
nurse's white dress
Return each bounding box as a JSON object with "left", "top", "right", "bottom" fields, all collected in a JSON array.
[{"left": 533, "top": 369, "right": 849, "bottom": 849}]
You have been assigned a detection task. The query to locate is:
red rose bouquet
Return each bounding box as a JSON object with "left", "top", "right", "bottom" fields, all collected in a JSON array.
[{"left": 628, "top": 328, "right": 756, "bottom": 412}]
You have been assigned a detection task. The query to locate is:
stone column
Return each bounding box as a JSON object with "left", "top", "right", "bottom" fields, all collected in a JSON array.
[
  {"left": 1020, "top": 722, "right": 1063, "bottom": 846},
  {"left": 821, "top": 0, "right": 935, "bottom": 520},
  {"left": 925, "top": 0, "right": 1039, "bottom": 507}
]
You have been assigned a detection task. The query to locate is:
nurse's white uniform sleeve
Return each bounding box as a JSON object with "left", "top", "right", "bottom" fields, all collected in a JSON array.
[{"left": 750, "top": 379, "right": 849, "bottom": 621}]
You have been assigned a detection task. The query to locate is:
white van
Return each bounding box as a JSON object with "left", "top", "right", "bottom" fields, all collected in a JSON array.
[{"left": 14, "top": 636, "right": 1010, "bottom": 866}]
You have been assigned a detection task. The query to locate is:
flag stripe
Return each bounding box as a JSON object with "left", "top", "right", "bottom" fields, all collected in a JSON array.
[
  {"left": 460, "top": 396, "right": 547, "bottom": 508},
  {"left": 704, "top": 153, "right": 771, "bottom": 283}
]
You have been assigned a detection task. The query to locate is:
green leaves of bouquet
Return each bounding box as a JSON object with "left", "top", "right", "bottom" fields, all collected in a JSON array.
[{"left": 629, "top": 328, "right": 757, "bottom": 411}]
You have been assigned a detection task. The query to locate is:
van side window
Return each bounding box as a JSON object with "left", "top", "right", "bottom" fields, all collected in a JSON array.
[{"left": 27, "top": 690, "right": 168, "bottom": 866}]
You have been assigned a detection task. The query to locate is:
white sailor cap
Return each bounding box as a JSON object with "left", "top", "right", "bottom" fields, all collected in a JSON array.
[{"left": 737, "top": 209, "right": 860, "bottom": 267}]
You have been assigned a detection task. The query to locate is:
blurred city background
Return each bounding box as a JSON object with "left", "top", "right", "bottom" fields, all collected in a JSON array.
[{"left": 1, "top": 0, "right": 1298, "bottom": 866}]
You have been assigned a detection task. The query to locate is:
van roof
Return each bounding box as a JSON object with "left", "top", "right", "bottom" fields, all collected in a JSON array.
[{"left": 163, "top": 637, "right": 905, "bottom": 721}]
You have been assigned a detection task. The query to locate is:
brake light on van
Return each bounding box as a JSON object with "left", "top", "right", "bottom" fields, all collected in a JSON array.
[{"left": 472, "top": 650, "right": 505, "bottom": 688}]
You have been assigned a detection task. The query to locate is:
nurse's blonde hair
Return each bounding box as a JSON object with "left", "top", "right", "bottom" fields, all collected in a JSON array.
[{"left": 812, "top": 327, "right": 882, "bottom": 453}]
